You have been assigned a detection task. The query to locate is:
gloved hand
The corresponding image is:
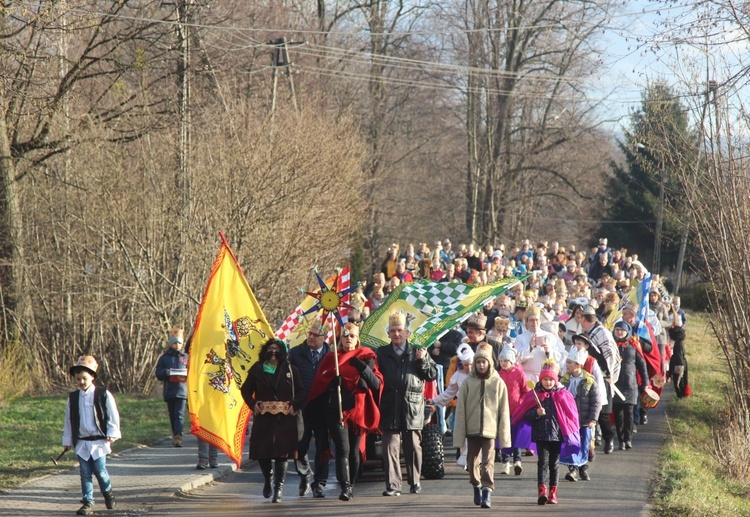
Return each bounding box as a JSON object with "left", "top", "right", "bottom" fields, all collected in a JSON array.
[
  {"left": 348, "top": 357, "right": 368, "bottom": 372},
  {"left": 331, "top": 376, "right": 342, "bottom": 388}
]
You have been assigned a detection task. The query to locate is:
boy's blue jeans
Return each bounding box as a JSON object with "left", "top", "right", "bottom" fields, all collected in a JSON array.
[
  {"left": 167, "top": 398, "right": 187, "bottom": 436},
  {"left": 501, "top": 448, "right": 522, "bottom": 463},
  {"left": 78, "top": 454, "right": 112, "bottom": 503}
]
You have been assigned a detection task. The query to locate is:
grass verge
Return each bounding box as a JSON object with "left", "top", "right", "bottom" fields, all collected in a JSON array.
[
  {"left": 651, "top": 311, "right": 750, "bottom": 516},
  {"left": 0, "top": 393, "right": 169, "bottom": 489}
]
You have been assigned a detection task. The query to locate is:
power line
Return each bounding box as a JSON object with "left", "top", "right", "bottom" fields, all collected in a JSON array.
[
  {"left": 58, "top": 2, "right": 689, "bottom": 38},
  {"left": 298, "top": 64, "right": 646, "bottom": 105}
]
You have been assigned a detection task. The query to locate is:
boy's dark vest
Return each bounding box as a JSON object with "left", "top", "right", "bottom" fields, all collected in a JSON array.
[{"left": 69, "top": 386, "right": 110, "bottom": 446}]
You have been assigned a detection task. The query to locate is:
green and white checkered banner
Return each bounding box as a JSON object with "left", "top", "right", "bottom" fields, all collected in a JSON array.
[{"left": 360, "top": 276, "right": 527, "bottom": 349}]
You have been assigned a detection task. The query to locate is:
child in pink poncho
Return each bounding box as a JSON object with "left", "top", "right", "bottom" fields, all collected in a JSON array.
[{"left": 511, "top": 359, "right": 580, "bottom": 506}]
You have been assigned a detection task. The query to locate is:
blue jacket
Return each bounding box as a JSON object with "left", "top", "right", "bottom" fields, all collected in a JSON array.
[{"left": 155, "top": 348, "right": 188, "bottom": 400}]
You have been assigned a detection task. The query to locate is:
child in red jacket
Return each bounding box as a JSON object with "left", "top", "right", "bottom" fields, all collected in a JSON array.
[{"left": 497, "top": 347, "right": 529, "bottom": 476}]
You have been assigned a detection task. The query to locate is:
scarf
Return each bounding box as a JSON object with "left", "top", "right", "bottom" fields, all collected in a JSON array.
[{"left": 262, "top": 361, "right": 277, "bottom": 374}]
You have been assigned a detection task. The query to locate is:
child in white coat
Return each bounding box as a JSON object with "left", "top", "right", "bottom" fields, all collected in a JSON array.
[{"left": 453, "top": 345, "right": 511, "bottom": 509}]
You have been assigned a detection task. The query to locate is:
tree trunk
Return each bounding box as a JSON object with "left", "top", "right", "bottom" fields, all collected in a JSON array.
[{"left": 0, "top": 97, "right": 30, "bottom": 344}]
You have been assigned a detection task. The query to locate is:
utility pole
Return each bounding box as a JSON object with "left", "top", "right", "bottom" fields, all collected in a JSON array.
[
  {"left": 269, "top": 37, "right": 302, "bottom": 113},
  {"left": 653, "top": 170, "right": 664, "bottom": 275},
  {"left": 177, "top": 0, "right": 192, "bottom": 221}
]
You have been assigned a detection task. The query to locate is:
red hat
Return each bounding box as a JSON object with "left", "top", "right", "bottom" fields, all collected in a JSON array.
[{"left": 539, "top": 359, "right": 558, "bottom": 382}]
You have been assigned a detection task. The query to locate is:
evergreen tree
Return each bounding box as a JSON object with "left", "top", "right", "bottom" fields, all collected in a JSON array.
[{"left": 601, "top": 83, "right": 697, "bottom": 273}]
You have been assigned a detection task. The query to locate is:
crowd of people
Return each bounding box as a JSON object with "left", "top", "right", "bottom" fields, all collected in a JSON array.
[
  {"left": 238, "top": 236, "right": 690, "bottom": 508},
  {"left": 62, "top": 236, "right": 691, "bottom": 514}
]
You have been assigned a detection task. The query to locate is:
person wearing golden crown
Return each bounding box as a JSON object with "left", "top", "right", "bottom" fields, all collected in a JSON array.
[
  {"left": 155, "top": 326, "right": 189, "bottom": 447},
  {"left": 376, "top": 311, "right": 437, "bottom": 497}
]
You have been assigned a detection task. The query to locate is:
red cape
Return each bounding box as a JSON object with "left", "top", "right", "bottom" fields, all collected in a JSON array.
[
  {"left": 622, "top": 335, "right": 665, "bottom": 408},
  {"left": 307, "top": 347, "right": 383, "bottom": 435}
]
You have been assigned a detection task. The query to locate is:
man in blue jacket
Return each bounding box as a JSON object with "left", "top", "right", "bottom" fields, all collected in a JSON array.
[{"left": 288, "top": 322, "right": 330, "bottom": 497}]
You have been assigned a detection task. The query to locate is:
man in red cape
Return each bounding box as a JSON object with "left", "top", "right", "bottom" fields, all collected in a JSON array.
[{"left": 621, "top": 304, "right": 664, "bottom": 425}]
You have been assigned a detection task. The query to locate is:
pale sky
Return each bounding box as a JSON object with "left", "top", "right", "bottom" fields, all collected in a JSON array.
[{"left": 593, "top": 1, "right": 675, "bottom": 133}]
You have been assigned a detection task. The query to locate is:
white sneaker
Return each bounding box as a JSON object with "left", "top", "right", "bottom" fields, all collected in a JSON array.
[{"left": 500, "top": 462, "right": 511, "bottom": 475}]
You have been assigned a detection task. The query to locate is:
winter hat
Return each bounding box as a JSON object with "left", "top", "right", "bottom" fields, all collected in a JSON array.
[
  {"left": 614, "top": 320, "right": 632, "bottom": 336},
  {"left": 567, "top": 346, "right": 588, "bottom": 365},
  {"left": 69, "top": 355, "right": 99, "bottom": 378},
  {"left": 473, "top": 344, "right": 495, "bottom": 370},
  {"left": 539, "top": 358, "right": 559, "bottom": 382},
  {"left": 456, "top": 343, "right": 475, "bottom": 365},
  {"left": 498, "top": 347, "right": 517, "bottom": 364}
]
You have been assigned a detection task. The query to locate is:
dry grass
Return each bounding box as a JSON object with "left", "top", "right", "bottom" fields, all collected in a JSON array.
[
  {"left": 0, "top": 341, "right": 32, "bottom": 404},
  {"left": 652, "top": 311, "right": 750, "bottom": 516}
]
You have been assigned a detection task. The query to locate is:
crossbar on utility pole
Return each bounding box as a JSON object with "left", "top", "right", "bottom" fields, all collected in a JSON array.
[{"left": 269, "top": 37, "right": 302, "bottom": 113}]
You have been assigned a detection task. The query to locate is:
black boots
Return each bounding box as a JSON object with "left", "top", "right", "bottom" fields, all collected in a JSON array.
[
  {"left": 102, "top": 489, "right": 116, "bottom": 510},
  {"left": 480, "top": 487, "right": 492, "bottom": 508},
  {"left": 272, "top": 459, "right": 288, "bottom": 503},
  {"left": 299, "top": 472, "right": 312, "bottom": 496},
  {"left": 473, "top": 485, "right": 481, "bottom": 506},
  {"left": 259, "top": 459, "right": 274, "bottom": 499},
  {"left": 337, "top": 457, "right": 352, "bottom": 501}
]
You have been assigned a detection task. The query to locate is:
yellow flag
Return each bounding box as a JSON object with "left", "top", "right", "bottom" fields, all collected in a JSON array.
[{"left": 188, "top": 236, "right": 273, "bottom": 467}]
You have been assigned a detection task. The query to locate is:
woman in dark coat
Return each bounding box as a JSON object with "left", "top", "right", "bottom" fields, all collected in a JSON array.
[
  {"left": 612, "top": 321, "right": 648, "bottom": 451},
  {"left": 241, "top": 338, "right": 305, "bottom": 503},
  {"left": 668, "top": 326, "right": 690, "bottom": 398}
]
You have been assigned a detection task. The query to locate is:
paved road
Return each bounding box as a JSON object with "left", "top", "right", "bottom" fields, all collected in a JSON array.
[{"left": 0, "top": 387, "right": 671, "bottom": 516}]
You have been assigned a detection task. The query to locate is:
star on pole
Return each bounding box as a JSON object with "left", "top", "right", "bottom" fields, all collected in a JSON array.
[{"left": 301, "top": 268, "right": 357, "bottom": 327}]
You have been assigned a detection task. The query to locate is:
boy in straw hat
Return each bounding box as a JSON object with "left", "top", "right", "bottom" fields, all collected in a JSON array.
[
  {"left": 155, "top": 326, "right": 189, "bottom": 447},
  {"left": 62, "top": 356, "right": 121, "bottom": 515}
]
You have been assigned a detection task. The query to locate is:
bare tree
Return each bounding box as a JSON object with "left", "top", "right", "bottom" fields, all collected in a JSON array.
[
  {"left": 0, "top": 1, "right": 177, "bottom": 345},
  {"left": 440, "top": 0, "right": 620, "bottom": 244}
]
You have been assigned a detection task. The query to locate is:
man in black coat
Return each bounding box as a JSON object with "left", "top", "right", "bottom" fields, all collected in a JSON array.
[
  {"left": 288, "top": 323, "right": 330, "bottom": 497},
  {"left": 376, "top": 312, "right": 437, "bottom": 496}
]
